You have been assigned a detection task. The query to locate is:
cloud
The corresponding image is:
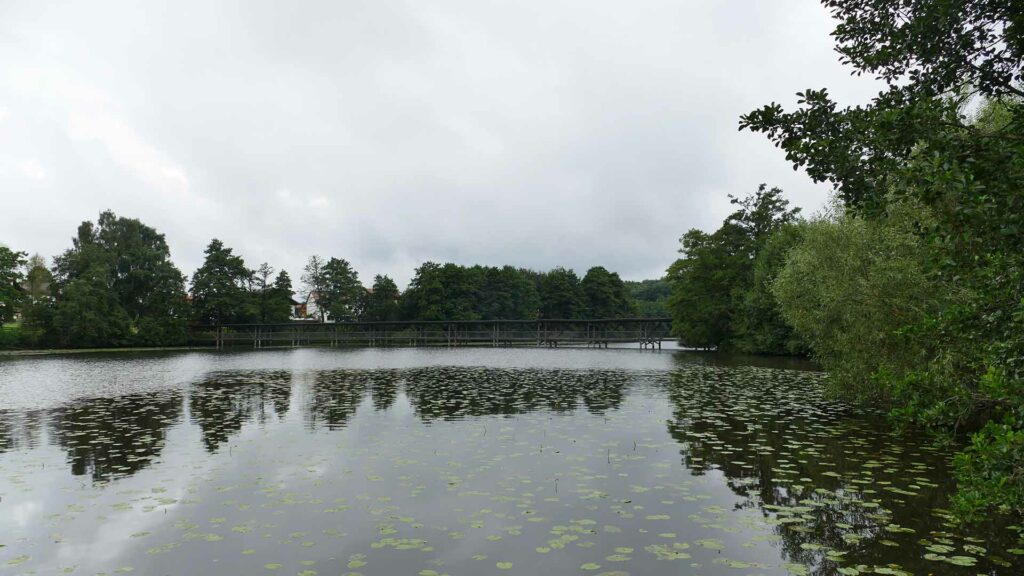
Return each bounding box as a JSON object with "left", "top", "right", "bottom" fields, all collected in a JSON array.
[{"left": 0, "top": 0, "right": 881, "bottom": 287}]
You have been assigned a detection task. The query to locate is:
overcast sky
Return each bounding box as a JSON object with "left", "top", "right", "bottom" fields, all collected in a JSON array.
[{"left": 0, "top": 0, "right": 881, "bottom": 288}]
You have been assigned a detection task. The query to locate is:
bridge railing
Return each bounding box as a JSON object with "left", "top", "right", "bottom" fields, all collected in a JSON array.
[{"left": 188, "top": 318, "right": 672, "bottom": 350}]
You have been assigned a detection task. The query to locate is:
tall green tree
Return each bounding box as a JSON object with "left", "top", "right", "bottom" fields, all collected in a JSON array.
[
  {"left": 0, "top": 246, "right": 27, "bottom": 324},
  {"left": 50, "top": 212, "right": 187, "bottom": 346},
  {"left": 24, "top": 254, "right": 52, "bottom": 303},
  {"left": 401, "top": 262, "right": 483, "bottom": 321},
  {"left": 363, "top": 275, "right": 401, "bottom": 321},
  {"left": 476, "top": 266, "right": 539, "bottom": 320},
  {"left": 740, "top": 1, "right": 1024, "bottom": 252},
  {"left": 402, "top": 262, "right": 446, "bottom": 320},
  {"left": 665, "top": 227, "right": 743, "bottom": 349},
  {"left": 666, "top": 185, "right": 799, "bottom": 350},
  {"left": 437, "top": 264, "right": 483, "bottom": 320},
  {"left": 93, "top": 211, "right": 187, "bottom": 337},
  {"left": 580, "top": 266, "right": 633, "bottom": 318},
  {"left": 538, "top": 267, "right": 585, "bottom": 319},
  {"left": 18, "top": 254, "right": 55, "bottom": 347},
  {"left": 401, "top": 263, "right": 545, "bottom": 321},
  {"left": 301, "top": 255, "right": 328, "bottom": 321},
  {"left": 190, "top": 239, "right": 255, "bottom": 324},
  {"left": 266, "top": 270, "right": 294, "bottom": 323},
  {"left": 733, "top": 223, "right": 806, "bottom": 355},
  {"left": 321, "top": 257, "right": 364, "bottom": 322},
  {"left": 252, "top": 263, "right": 292, "bottom": 323},
  {"left": 53, "top": 263, "right": 133, "bottom": 348},
  {"left": 740, "top": 0, "right": 1024, "bottom": 517}
]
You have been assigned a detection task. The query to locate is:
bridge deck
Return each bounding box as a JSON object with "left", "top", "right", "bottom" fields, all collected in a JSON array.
[{"left": 188, "top": 318, "right": 672, "bottom": 350}]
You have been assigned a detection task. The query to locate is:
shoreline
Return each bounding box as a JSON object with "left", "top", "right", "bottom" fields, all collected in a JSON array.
[{"left": 0, "top": 346, "right": 202, "bottom": 357}]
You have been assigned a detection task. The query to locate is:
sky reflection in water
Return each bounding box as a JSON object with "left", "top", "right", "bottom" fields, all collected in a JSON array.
[{"left": 0, "top": 348, "right": 1020, "bottom": 575}]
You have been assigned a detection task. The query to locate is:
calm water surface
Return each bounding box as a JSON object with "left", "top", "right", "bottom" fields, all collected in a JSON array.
[{"left": 0, "top": 348, "right": 1020, "bottom": 576}]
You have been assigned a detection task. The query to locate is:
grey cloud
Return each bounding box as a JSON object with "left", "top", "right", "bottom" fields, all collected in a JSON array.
[{"left": 0, "top": 0, "right": 881, "bottom": 287}]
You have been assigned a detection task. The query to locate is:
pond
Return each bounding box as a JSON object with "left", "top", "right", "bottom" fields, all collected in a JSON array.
[{"left": 0, "top": 348, "right": 1021, "bottom": 575}]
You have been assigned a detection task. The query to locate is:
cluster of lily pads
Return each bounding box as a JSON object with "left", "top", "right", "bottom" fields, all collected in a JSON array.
[{"left": 0, "top": 358, "right": 1022, "bottom": 575}]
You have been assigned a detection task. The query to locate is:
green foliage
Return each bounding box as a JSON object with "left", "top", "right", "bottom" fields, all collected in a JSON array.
[
  {"left": 666, "top": 184, "right": 800, "bottom": 351},
  {"left": 54, "top": 263, "right": 133, "bottom": 348},
  {"left": 733, "top": 223, "right": 805, "bottom": 355},
  {"left": 50, "top": 211, "right": 187, "bottom": 347},
  {"left": 538, "top": 267, "right": 585, "bottom": 319},
  {"left": 665, "top": 228, "right": 738, "bottom": 348},
  {"left": 251, "top": 264, "right": 293, "bottom": 323},
  {"left": 771, "top": 203, "right": 952, "bottom": 401},
  {"left": 301, "top": 255, "right": 329, "bottom": 321},
  {"left": 321, "top": 257, "right": 364, "bottom": 322},
  {"left": 363, "top": 275, "right": 401, "bottom": 321},
  {"left": 0, "top": 246, "right": 27, "bottom": 324},
  {"left": 580, "top": 266, "right": 633, "bottom": 318},
  {"left": 742, "top": 0, "right": 1024, "bottom": 518},
  {"left": 266, "top": 270, "right": 295, "bottom": 323},
  {"left": 625, "top": 278, "right": 670, "bottom": 317},
  {"left": 402, "top": 262, "right": 448, "bottom": 321},
  {"left": 18, "top": 297, "right": 55, "bottom": 348},
  {"left": 476, "top": 266, "right": 540, "bottom": 320},
  {"left": 741, "top": 0, "right": 1024, "bottom": 210},
  {"left": 826, "top": 0, "right": 1024, "bottom": 101},
  {"left": 94, "top": 211, "right": 187, "bottom": 329},
  {"left": 0, "top": 325, "right": 19, "bottom": 349},
  {"left": 24, "top": 253, "right": 52, "bottom": 303},
  {"left": 953, "top": 418, "right": 1024, "bottom": 520},
  {"left": 190, "top": 239, "right": 255, "bottom": 324},
  {"left": 400, "top": 262, "right": 636, "bottom": 322},
  {"left": 402, "top": 263, "right": 541, "bottom": 321},
  {"left": 0, "top": 321, "right": 45, "bottom": 350}
]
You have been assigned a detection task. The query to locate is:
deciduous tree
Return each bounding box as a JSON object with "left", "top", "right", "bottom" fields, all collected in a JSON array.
[
  {"left": 50, "top": 211, "right": 187, "bottom": 346},
  {"left": 190, "top": 239, "right": 255, "bottom": 324},
  {"left": 0, "top": 246, "right": 27, "bottom": 324},
  {"left": 538, "top": 267, "right": 585, "bottom": 319},
  {"left": 581, "top": 266, "right": 633, "bottom": 319},
  {"left": 363, "top": 275, "right": 401, "bottom": 321},
  {"left": 666, "top": 185, "right": 799, "bottom": 350}
]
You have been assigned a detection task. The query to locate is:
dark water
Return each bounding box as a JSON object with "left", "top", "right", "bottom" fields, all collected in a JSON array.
[{"left": 0, "top": 348, "right": 1021, "bottom": 576}]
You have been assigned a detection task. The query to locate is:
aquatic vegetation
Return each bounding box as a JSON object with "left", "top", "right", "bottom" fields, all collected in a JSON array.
[{"left": 0, "top": 349, "right": 1021, "bottom": 574}]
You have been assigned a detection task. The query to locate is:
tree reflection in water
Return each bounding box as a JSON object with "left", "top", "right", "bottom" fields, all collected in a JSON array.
[
  {"left": 403, "top": 367, "right": 627, "bottom": 421},
  {"left": 1, "top": 359, "right": 1020, "bottom": 575},
  {"left": 0, "top": 410, "right": 44, "bottom": 454},
  {"left": 663, "top": 363, "right": 1016, "bottom": 575},
  {"left": 49, "top": 390, "right": 182, "bottom": 482},
  {"left": 189, "top": 370, "right": 292, "bottom": 452}
]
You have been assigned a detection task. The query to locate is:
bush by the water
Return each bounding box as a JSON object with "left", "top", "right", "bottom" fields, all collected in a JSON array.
[{"left": 665, "top": 0, "right": 1024, "bottom": 519}]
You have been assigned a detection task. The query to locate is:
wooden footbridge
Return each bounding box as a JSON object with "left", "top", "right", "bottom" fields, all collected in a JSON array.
[{"left": 188, "top": 318, "right": 672, "bottom": 350}]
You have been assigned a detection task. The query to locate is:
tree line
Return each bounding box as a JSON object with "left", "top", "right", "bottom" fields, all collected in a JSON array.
[
  {"left": 667, "top": 0, "right": 1024, "bottom": 519},
  {"left": 1, "top": 215, "right": 661, "bottom": 349}
]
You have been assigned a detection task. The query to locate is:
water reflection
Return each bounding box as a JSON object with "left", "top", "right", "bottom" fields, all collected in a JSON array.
[
  {"left": 189, "top": 370, "right": 292, "bottom": 452},
  {"left": 404, "top": 367, "right": 628, "bottom": 420},
  {"left": 664, "top": 366, "right": 1011, "bottom": 575},
  {"left": 0, "top": 352, "right": 1021, "bottom": 576},
  {"left": 0, "top": 410, "right": 43, "bottom": 453},
  {"left": 49, "top": 390, "right": 182, "bottom": 481},
  {"left": 370, "top": 370, "right": 400, "bottom": 412},
  {"left": 305, "top": 370, "right": 370, "bottom": 430}
]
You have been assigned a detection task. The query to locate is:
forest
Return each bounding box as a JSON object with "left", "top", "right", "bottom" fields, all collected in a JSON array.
[
  {"left": 666, "top": 0, "right": 1023, "bottom": 519},
  {"left": 0, "top": 214, "right": 667, "bottom": 350}
]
